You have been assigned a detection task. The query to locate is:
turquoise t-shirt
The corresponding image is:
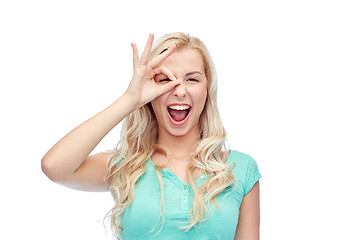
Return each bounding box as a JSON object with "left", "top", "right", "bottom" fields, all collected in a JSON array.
[{"left": 118, "top": 150, "right": 261, "bottom": 240}]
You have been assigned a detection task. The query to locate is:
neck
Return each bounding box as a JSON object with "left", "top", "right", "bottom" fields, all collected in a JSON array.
[{"left": 156, "top": 128, "right": 200, "bottom": 161}]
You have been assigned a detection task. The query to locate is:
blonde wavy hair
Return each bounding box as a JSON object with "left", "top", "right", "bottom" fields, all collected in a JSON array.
[{"left": 105, "top": 32, "right": 235, "bottom": 239}]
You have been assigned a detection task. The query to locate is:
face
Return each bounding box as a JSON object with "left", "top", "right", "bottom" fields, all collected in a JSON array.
[{"left": 151, "top": 47, "right": 208, "bottom": 138}]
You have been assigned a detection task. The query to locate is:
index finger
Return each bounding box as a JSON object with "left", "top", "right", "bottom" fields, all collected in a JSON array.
[{"left": 149, "top": 44, "right": 176, "bottom": 69}]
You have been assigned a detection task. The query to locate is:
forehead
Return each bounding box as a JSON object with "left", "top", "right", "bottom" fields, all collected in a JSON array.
[{"left": 160, "top": 48, "right": 204, "bottom": 76}]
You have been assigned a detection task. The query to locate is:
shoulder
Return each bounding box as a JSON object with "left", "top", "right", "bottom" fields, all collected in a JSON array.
[
  {"left": 226, "top": 150, "right": 258, "bottom": 169},
  {"left": 226, "top": 150, "right": 261, "bottom": 195}
]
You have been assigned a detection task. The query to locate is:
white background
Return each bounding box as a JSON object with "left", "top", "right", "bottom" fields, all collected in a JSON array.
[{"left": 1, "top": 0, "right": 345, "bottom": 239}]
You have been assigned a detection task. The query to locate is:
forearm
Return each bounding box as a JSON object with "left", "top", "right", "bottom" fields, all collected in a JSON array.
[{"left": 41, "top": 94, "right": 135, "bottom": 179}]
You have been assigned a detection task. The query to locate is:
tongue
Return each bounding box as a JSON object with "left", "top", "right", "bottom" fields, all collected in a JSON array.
[{"left": 169, "top": 109, "right": 189, "bottom": 122}]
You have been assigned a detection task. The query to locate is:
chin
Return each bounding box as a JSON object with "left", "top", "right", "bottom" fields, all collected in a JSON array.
[
  {"left": 167, "top": 129, "right": 190, "bottom": 137},
  {"left": 164, "top": 121, "right": 200, "bottom": 138}
]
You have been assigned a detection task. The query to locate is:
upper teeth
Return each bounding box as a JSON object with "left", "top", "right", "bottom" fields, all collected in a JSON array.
[{"left": 169, "top": 105, "right": 190, "bottom": 110}]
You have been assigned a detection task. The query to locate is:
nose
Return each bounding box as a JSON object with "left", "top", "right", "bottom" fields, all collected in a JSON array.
[{"left": 173, "top": 80, "right": 186, "bottom": 98}]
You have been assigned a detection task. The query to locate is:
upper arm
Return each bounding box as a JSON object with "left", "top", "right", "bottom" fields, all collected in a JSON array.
[
  {"left": 234, "top": 181, "right": 260, "bottom": 240},
  {"left": 55, "top": 152, "right": 111, "bottom": 192}
]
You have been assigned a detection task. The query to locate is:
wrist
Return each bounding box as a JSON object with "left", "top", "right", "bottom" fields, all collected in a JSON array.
[{"left": 118, "top": 93, "right": 140, "bottom": 112}]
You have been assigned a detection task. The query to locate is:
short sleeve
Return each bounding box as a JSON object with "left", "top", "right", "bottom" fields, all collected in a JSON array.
[{"left": 244, "top": 155, "right": 261, "bottom": 195}]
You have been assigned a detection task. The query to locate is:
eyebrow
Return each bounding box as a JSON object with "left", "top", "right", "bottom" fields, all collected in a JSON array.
[{"left": 185, "top": 71, "right": 202, "bottom": 77}]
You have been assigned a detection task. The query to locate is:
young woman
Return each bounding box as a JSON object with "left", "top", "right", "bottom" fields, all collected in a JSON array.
[{"left": 42, "top": 33, "right": 261, "bottom": 239}]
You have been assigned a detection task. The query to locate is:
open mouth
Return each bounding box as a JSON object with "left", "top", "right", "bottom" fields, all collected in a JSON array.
[{"left": 167, "top": 105, "right": 191, "bottom": 123}]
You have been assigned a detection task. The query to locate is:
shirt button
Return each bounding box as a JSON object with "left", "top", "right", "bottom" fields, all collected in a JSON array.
[
  {"left": 200, "top": 174, "right": 205, "bottom": 180},
  {"left": 183, "top": 199, "right": 187, "bottom": 204},
  {"left": 183, "top": 185, "right": 187, "bottom": 190}
]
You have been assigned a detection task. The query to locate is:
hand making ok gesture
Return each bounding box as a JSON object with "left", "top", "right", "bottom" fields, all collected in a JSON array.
[{"left": 124, "top": 33, "right": 180, "bottom": 109}]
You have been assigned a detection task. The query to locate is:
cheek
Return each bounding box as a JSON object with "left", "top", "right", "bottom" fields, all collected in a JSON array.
[
  {"left": 191, "top": 88, "right": 208, "bottom": 112},
  {"left": 150, "top": 96, "right": 166, "bottom": 119},
  {"left": 150, "top": 101, "right": 160, "bottom": 118}
]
